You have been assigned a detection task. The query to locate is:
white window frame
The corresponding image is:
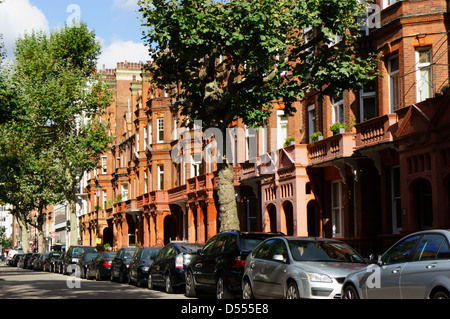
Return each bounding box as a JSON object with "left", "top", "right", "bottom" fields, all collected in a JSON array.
[
  {"left": 143, "top": 126, "right": 148, "bottom": 150},
  {"left": 157, "top": 165, "right": 164, "bottom": 190},
  {"left": 121, "top": 183, "right": 129, "bottom": 202},
  {"left": 101, "top": 156, "right": 107, "bottom": 174},
  {"left": 359, "top": 83, "right": 377, "bottom": 122},
  {"left": 383, "top": 0, "right": 397, "bottom": 9},
  {"left": 388, "top": 55, "right": 400, "bottom": 112},
  {"left": 157, "top": 118, "right": 164, "bottom": 143},
  {"left": 331, "top": 180, "right": 344, "bottom": 238},
  {"left": 277, "top": 110, "right": 288, "bottom": 150},
  {"left": 416, "top": 48, "right": 432, "bottom": 102},
  {"left": 332, "top": 95, "right": 345, "bottom": 124},
  {"left": 144, "top": 171, "right": 148, "bottom": 193},
  {"left": 190, "top": 155, "right": 201, "bottom": 178},
  {"left": 308, "top": 104, "right": 316, "bottom": 142},
  {"left": 102, "top": 190, "right": 107, "bottom": 209}
]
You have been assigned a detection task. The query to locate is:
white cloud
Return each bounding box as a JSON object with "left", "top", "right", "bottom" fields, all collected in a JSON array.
[
  {"left": 112, "top": 0, "right": 139, "bottom": 10},
  {"left": 97, "top": 38, "right": 150, "bottom": 70},
  {"left": 0, "top": 0, "right": 50, "bottom": 59}
]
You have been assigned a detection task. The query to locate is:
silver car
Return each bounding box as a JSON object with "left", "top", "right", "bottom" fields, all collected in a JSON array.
[
  {"left": 242, "top": 236, "right": 368, "bottom": 299},
  {"left": 342, "top": 229, "right": 450, "bottom": 299}
]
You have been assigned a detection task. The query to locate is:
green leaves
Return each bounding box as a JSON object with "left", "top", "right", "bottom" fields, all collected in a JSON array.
[{"left": 0, "top": 22, "right": 113, "bottom": 228}]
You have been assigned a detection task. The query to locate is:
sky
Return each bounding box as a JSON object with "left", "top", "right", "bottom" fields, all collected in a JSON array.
[{"left": 0, "top": 0, "right": 151, "bottom": 69}]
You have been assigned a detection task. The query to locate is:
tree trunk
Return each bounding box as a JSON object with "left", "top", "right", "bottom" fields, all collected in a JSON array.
[
  {"left": 16, "top": 216, "right": 30, "bottom": 253},
  {"left": 216, "top": 125, "right": 240, "bottom": 231},
  {"left": 68, "top": 195, "right": 79, "bottom": 247}
]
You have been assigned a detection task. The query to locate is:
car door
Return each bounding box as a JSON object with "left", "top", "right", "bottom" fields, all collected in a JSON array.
[
  {"left": 112, "top": 250, "right": 123, "bottom": 277},
  {"left": 365, "top": 234, "right": 420, "bottom": 299},
  {"left": 192, "top": 235, "right": 218, "bottom": 287},
  {"left": 152, "top": 246, "right": 170, "bottom": 284},
  {"left": 248, "top": 239, "right": 277, "bottom": 298},
  {"left": 130, "top": 248, "right": 142, "bottom": 281},
  {"left": 400, "top": 234, "right": 448, "bottom": 298}
]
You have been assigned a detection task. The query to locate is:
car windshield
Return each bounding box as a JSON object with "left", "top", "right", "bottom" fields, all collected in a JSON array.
[
  {"left": 288, "top": 240, "right": 365, "bottom": 263},
  {"left": 141, "top": 248, "right": 160, "bottom": 261},
  {"left": 123, "top": 252, "right": 135, "bottom": 260}
]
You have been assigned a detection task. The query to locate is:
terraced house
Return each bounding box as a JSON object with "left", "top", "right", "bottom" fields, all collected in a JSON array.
[{"left": 78, "top": 0, "right": 450, "bottom": 257}]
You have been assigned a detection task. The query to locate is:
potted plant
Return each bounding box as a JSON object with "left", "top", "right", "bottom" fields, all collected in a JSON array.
[
  {"left": 310, "top": 132, "right": 323, "bottom": 144},
  {"left": 330, "top": 122, "right": 347, "bottom": 135},
  {"left": 283, "top": 137, "right": 295, "bottom": 147}
]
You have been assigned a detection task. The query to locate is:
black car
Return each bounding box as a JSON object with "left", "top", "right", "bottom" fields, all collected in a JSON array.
[
  {"left": 110, "top": 247, "right": 137, "bottom": 283},
  {"left": 54, "top": 252, "right": 66, "bottom": 273},
  {"left": 77, "top": 251, "right": 100, "bottom": 279},
  {"left": 128, "top": 246, "right": 161, "bottom": 287},
  {"left": 19, "top": 253, "right": 33, "bottom": 269},
  {"left": 148, "top": 242, "right": 203, "bottom": 293},
  {"left": 27, "top": 253, "right": 40, "bottom": 270},
  {"left": 185, "top": 230, "right": 284, "bottom": 299},
  {"left": 63, "top": 246, "right": 97, "bottom": 275},
  {"left": 43, "top": 252, "right": 62, "bottom": 272},
  {"left": 12, "top": 254, "right": 23, "bottom": 267},
  {"left": 34, "top": 252, "right": 49, "bottom": 271},
  {"left": 86, "top": 251, "right": 117, "bottom": 281}
]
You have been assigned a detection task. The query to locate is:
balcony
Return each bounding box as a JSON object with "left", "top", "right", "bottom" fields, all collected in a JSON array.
[
  {"left": 355, "top": 114, "right": 398, "bottom": 150},
  {"left": 307, "top": 133, "right": 356, "bottom": 166}
]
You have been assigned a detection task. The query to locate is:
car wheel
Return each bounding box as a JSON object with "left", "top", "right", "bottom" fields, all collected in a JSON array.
[
  {"left": 216, "top": 275, "right": 233, "bottom": 299},
  {"left": 432, "top": 290, "right": 450, "bottom": 299},
  {"left": 242, "top": 279, "right": 254, "bottom": 299},
  {"left": 185, "top": 270, "right": 197, "bottom": 297},
  {"left": 285, "top": 282, "right": 300, "bottom": 299},
  {"left": 343, "top": 285, "right": 360, "bottom": 299},
  {"left": 165, "top": 273, "right": 174, "bottom": 294},
  {"left": 148, "top": 273, "right": 154, "bottom": 290}
]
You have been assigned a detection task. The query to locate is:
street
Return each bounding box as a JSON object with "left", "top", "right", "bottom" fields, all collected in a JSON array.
[{"left": 0, "top": 263, "right": 191, "bottom": 299}]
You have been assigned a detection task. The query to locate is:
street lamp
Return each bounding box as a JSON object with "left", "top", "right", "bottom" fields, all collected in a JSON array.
[{"left": 95, "top": 184, "right": 102, "bottom": 246}]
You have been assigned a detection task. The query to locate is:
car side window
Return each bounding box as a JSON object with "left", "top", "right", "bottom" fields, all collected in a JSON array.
[
  {"left": 437, "top": 239, "right": 450, "bottom": 259},
  {"left": 211, "top": 234, "right": 229, "bottom": 253},
  {"left": 270, "top": 240, "right": 288, "bottom": 261},
  {"left": 382, "top": 235, "right": 419, "bottom": 265},
  {"left": 413, "top": 234, "right": 445, "bottom": 261},
  {"left": 202, "top": 236, "right": 218, "bottom": 254},
  {"left": 253, "top": 239, "right": 276, "bottom": 260}
]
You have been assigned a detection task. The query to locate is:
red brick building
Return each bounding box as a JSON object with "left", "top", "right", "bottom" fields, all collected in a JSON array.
[{"left": 79, "top": 0, "right": 450, "bottom": 257}]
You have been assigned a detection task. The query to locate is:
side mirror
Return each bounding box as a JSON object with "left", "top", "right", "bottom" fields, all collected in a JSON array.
[{"left": 272, "top": 254, "right": 287, "bottom": 263}]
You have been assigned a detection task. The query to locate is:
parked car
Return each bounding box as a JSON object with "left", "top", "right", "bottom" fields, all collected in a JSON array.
[
  {"left": 19, "top": 253, "right": 33, "bottom": 269},
  {"left": 27, "top": 253, "right": 40, "bottom": 270},
  {"left": 43, "top": 252, "right": 62, "bottom": 272},
  {"left": 110, "top": 247, "right": 137, "bottom": 283},
  {"left": 54, "top": 253, "right": 66, "bottom": 273},
  {"left": 7, "top": 250, "right": 24, "bottom": 265},
  {"left": 242, "top": 236, "right": 368, "bottom": 299},
  {"left": 128, "top": 246, "right": 161, "bottom": 287},
  {"left": 77, "top": 251, "right": 100, "bottom": 279},
  {"left": 185, "top": 230, "right": 284, "bottom": 299},
  {"left": 148, "top": 242, "right": 202, "bottom": 293},
  {"left": 86, "top": 251, "right": 117, "bottom": 281},
  {"left": 342, "top": 229, "right": 450, "bottom": 299},
  {"left": 11, "top": 253, "right": 23, "bottom": 267},
  {"left": 34, "top": 252, "right": 50, "bottom": 271},
  {"left": 63, "top": 246, "right": 97, "bottom": 275}
]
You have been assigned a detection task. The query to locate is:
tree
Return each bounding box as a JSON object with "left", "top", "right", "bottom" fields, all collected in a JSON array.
[
  {"left": 6, "top": 22, "right": 113, "bottom": 247},
  {"left": 138, "top": 0, "right": 378, "bottom": 230}
]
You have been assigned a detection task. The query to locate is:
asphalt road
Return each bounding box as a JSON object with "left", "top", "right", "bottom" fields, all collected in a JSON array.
[{"left": 0, "top": 263, "right": 192, "bottom": 299}]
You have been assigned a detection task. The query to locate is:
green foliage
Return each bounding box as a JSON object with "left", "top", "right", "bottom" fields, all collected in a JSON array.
[
  {"left": 138, "top": 0, "right": 379, "bottom": 132},
  {"left": 0, "top": 22, "right": 113, "bottom": 237},
  {"left": 330, "top": 122, "right": 347, "bottom": 133},
  {"left": 310, "top": 132, "right": 323, "bottom": 143}
]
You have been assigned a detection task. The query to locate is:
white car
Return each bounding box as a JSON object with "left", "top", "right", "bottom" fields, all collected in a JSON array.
[
  {"left": 342, "top": 229, "right": 450, "bottom": 299},
  {"left": 242, "top": 236, "right": 368, "bottom": 299}
]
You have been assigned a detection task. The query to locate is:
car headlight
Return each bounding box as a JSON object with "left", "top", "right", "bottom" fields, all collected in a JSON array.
[
  {"left": 141, "top": 266, "right": 149, "bottom": 272},
  {"left": 308, "top": 272, "right": 332, "bottom": 283}
]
